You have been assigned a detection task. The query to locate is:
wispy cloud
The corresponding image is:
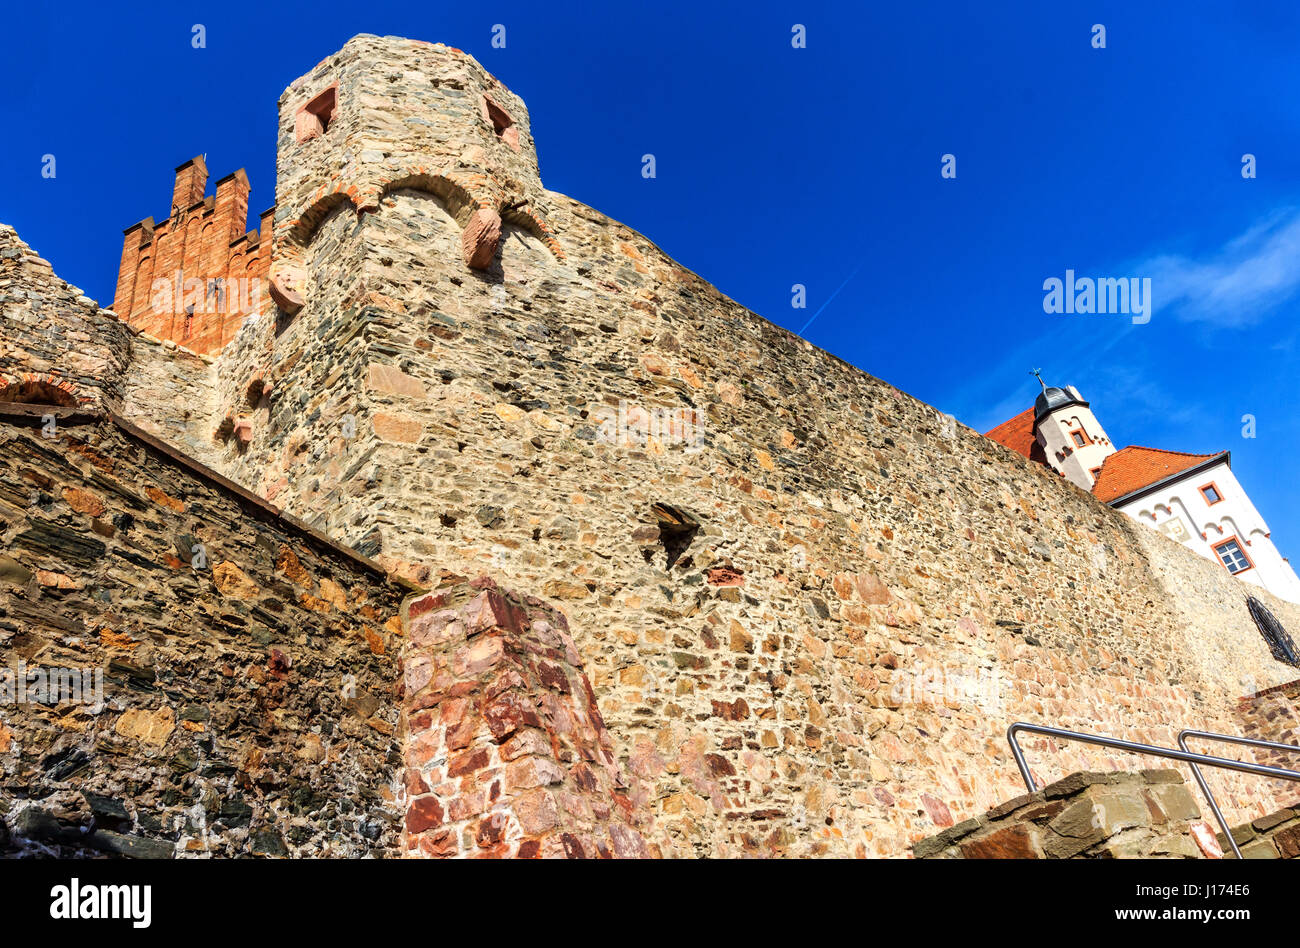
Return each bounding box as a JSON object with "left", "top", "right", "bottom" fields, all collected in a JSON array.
[{"left": 1143, "top": 207, "right": 1300, "bottom": 326}]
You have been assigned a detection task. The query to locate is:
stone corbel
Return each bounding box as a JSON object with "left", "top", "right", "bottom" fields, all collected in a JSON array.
[
  {"left": 461, "top": 208, "right": 502, "bottom": 270},
  {"left": 269, "top": 267, "right": 306, "bottom": 315}
]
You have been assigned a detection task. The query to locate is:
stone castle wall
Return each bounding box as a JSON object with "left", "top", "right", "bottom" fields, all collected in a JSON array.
[
  {"left": 1, "top": 226, "right": 131, "bottom": 410},
  {"left": 8, "top": 34, "right": 1300, "bottom": 858},
  {"left": 0, "top": 408, "right": 410, "bottom": 857}
]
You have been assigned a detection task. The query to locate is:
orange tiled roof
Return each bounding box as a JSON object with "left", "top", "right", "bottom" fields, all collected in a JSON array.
[
  {"left": 984, "top": 407, "right": 1047, "bottom": 464},
  {"left": 1090, "top": 445, "right": 1226, "bottom": 503}
]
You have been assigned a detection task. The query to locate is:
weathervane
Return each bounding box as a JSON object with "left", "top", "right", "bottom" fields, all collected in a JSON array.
[{"left": 1030, "top": 368, "right": 1047, "bottom": 392}]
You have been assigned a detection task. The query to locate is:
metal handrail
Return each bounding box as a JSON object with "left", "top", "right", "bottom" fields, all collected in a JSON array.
[
  {"left": 1007, "top": 722, "right": 1300, "bottom": 859},
  {"left": 1177, "top": 728, "right": 1300, "bottom": 859}
]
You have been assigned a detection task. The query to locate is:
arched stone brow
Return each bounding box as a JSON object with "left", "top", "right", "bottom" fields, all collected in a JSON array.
[{"left": 649, "top": 503, "right": 700, "bottom": 570}]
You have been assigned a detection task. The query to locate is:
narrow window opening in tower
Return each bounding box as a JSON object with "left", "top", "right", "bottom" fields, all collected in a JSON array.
[
  {"left": 650, "top": 503, "right": 700, "bottom": 570},
  {"left": 296, "top": 85, "right": 338, "bottom": 143},
  {"left": 483, "top": 97, "right": 520, "bottom": 151}
]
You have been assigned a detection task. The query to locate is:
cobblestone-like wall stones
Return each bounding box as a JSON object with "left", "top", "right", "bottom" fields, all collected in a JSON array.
[
  {"left": 1234, "top": 678, "right": 1300, "bottom": 804},
  {"left": 400, "top": 577, "right": 653, "bottom": 857},
  {"left": 1131, "top": 525, "right": 1300, "bottom": 700},
  {"left": 915, "top": 770, "right": 1213, "bottom": 859},
  {"left": 0, "top": 410, "right": 408, "bottom": 857},
  {"left": 119, "top": 334, "right": 226, "bottom": 471}
]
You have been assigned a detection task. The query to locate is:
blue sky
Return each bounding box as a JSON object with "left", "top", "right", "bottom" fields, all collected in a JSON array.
[{"left": 4, "top": 1, "right": 1300, "bottom": 559}]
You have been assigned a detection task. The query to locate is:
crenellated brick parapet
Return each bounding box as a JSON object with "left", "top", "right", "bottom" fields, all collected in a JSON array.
[
  {"left": 400, "top": 578, "right": 654, "bottom": 858},
  {"left": 111, "top": 156, "right": 271, "bottom": 356}
]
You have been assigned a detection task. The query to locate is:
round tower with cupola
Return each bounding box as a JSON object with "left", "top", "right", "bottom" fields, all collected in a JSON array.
[{"left": 1031, "top": 376, "right": 1117, "bottom": 491}]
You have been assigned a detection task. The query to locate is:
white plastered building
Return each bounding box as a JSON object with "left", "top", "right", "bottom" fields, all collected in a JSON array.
[{"left": 986, "top": 379, "right": 1300, "bottom": 604}]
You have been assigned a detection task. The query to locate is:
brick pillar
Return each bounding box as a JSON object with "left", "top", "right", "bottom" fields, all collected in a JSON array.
[
  {"left": 112, "top": 218, "right": 152, "bottom": 316},
  {"left": 213, "top": 170, "right": 251, "bottom": 247},
  {"left": 400, "top": 577, "right": 655, "bottom": 858},
  {"left": 171, "top": 156, "right": 208, "bottom": 215},
  {"left": 127, "top": 244, "right": 157, "bottom": 333},
  {"left": 149, "top": 225, "right": 183, "bottom": 342},
  {"left": 258, "top": 207, "right": 276, "bottom": 242}
]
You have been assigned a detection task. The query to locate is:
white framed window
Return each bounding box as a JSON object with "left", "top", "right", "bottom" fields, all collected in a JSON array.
[{"left": 1213, "top": 537, "right": 1252, "bottom": 574}]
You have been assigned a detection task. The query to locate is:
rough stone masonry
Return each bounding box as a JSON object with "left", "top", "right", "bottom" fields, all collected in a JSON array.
[{"left": 2, "top": 34, "right": 1300, "bottom": 858}]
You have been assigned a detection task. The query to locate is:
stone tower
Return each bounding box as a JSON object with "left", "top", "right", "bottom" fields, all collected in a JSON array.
[{"left": 214, "top": 36, "right": 569, "bottom": 576}]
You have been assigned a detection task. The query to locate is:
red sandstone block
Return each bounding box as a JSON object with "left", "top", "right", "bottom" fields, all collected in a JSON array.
[
  {"left": 485, "top": 692, "right": 543, "bottom": 742},
  {"left": 500, "top": 728, "right": 552, "bottom": 762},
  {"left": 438, "top": 697, "right": 472, "bottom": 729},
  {"left": 460, "top": 208, "right": 502, "bottom": 270},
  {"left": 1274, "top": 824, "right": 1300, "bottom": 859},
  {"left": 536, "top": 661, "right": 571, "bottom": 694},
  {"left": 475, "top": 812, "right": 509, "bottom": 848},
  {"left": 505, "top": 755, "right": 564, "bottom": 792},
  {"left": 408, "top": 607, "right": 459, "bottom": 647},
  {"left": 447, "top": 746, "right": 491, "bottom": 778},
  {"left": 452, "top": 635, "right": 505, "bottom": 677},
  {"left": 514, "top": 789, "right": 560, "bottom": 835},
  {"left": 448, "top": 790, "right": 488, "bottom": 823},
  {"left": 608, "top": 823, "right": 650, "bottom": 859},
  {"left": 408, "top": 710, "right": 434, "bottom": 733},
  {"left": 559, "top": 832, "right": 595, "bottom": 858},
  {"left": 485, "top": 668, "right": 528, "bottom": 702},
  {"left": 571, "top": 763, "right": 599, "bottom": 794},
  {"left": 404, "top": 730, "right": 441, "bottom": 770},
  {"left": 960, "top": 824, "right": 1041, "bottom": 859},
  {"left": 405, "top": 768, "right": 431, "bottom": 795},
  {"left": 405, "top": 796, "right": 445, "bottom": 835},
  {"left": 445, "top": 714, "right": 480, "bottom": 752},
  {"left": 556, "top": 786, "right": 595, "bottom": 819},
  {"left": 418, "top": 829, "right": 458, "bottom": 858},
  {"left": 407, "top": 593, "right": 445, "bottom": 619},
  {"left": 711, "top": 697, "right": 750, "bottom": 721}
]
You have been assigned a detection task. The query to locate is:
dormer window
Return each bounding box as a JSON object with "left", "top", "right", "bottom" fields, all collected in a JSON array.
[{"left": 295, "top": 85, "right": 338, "bottom": 143}]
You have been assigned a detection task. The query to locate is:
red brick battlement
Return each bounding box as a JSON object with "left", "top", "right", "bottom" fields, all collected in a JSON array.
[{"left": 111, "top": 156, "right": 273, "bottom": 355}]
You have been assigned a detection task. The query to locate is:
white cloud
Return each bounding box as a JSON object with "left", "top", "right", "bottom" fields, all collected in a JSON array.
[{"left": 1143, "top": 208, "right": 1300, "bottom": 326}]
